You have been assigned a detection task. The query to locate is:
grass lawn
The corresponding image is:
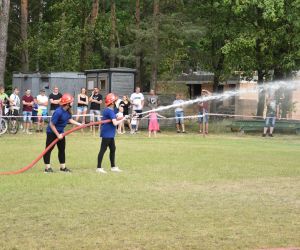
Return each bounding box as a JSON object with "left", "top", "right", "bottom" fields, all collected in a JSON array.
[{"left": 0, "top": 131, "right": 299, "bottom": 250}]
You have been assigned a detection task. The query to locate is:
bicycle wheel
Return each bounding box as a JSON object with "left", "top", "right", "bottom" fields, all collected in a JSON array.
[
  {"left": 0, "top": 118, "right": 8, "bottom": 135},
  {"left": 8, "top": 118, "right": 19, "bottom": 134}
]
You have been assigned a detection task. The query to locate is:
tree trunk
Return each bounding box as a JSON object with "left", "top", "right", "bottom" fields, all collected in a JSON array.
[
  {"left": 83, "top": 0, "right": 99, "bottom": 70},
  {"left": 35, "top": 0, "right": 43, "bottom": 71},
  {"left": 210, "top": 74, "right": 220, "bottom": 113},
  {"left": 90, "top": 0, "right": 99, "bottom": 25},
  {"left": 0, "top": 0, "right": 10, "bottom": 87},
  {"left": 102, "top": 0, "right": 105, "bottom": 14},
  {"left": 21, "top": 0, "right": 29, "bottom": 72},
  {"left": 150, "top": 0, "right": 159, "bottom": 91},
  {"left": 256, "top": 69, "right": 265, "bottom": 117},
  {"left": 79, "top": 11, "right": 87, "bottom": 71},
  {"left": 135, "top": 0, "right": 141, "bottom": 87},
  {"left": 109, "top": 0, "right": 116, "bottom": 68}
]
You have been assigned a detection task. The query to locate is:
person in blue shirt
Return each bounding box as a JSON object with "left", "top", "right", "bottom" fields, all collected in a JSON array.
[
  {"left": 43, "top": 93, "right": 81, "bottom": 173},
  {"left": 96, "top": 93, "right": 125, "bottom": 174}
]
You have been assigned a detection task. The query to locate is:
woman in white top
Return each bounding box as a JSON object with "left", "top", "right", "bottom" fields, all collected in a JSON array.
[{"left": 76, "top": 88, "right": 89, "bottom": 124}]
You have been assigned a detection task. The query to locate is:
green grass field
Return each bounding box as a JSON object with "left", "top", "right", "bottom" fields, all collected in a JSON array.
[{"left": 0, "top": 131, "right": 299, "bottom": 250}]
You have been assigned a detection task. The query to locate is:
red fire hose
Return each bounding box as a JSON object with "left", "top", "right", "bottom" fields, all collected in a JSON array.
[{"left": 0, "top": 120, "right": 111, "bottom": 175}]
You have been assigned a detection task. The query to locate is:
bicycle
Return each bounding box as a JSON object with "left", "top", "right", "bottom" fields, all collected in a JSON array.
[
  {"left": 0, "top": 102, "right": 19, "bottom": 135},
  {"left": 0, "top": 101, "right": 8, "bottom": 135}
]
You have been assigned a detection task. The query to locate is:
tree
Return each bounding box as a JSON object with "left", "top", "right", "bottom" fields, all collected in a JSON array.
[
  {"left": 20, "top": 0, "right": 29, "bottom": 71},
  {"left": 109, "top": 0, "right": 116, "bottom": 68},
  {"left": 221, "top": 0, "right": 300, "bottom": 116},
  {"left": 0, "top": 0, "right": 10, "bottom": 87},
  {"left": 150, "top": 0, "right": 159, "bottom": 90},
  {"left": 135, "top": 0, "right": 141, "bottom": 86}
]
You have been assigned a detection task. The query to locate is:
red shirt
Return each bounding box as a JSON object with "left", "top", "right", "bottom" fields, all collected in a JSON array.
[{"left": 22, "top": 95, "right": 34, "bottom": 111}]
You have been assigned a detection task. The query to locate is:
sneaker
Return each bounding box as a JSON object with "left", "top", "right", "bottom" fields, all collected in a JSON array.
[
  {"left": 262, "top": 133, "right": 266, "bottom": 137},
  {"left": 177, "top": 130, "right": 181, "bottom": 133},
  {"left": 111, "top": 166, "right": 122, "bottom": 172},
  {"left": 96, "top": 168, "right": 107, "bottom": 174},
  {"left": 269, "top": 134, "right": 274, "bottom": 137},
  {"left": 26, "top": 131, "right": 32, "bottom": 135},
  {"left": 60, "top": 167, "right": 71, "bottom": 172},
  {"left": 44, "top": 167, "right": 54, "bottom": 173},
  {"left": 182, "top": 131, "right": 187, "bottom": 133}
]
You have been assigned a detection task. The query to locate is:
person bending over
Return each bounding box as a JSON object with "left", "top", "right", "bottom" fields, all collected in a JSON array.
[{"left": 43, "top": 93, "right": 81, "bottom": 173}]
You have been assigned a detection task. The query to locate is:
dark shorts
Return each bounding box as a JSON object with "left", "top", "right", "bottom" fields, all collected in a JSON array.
[
  {"left": 135, "top": 110, "right": 143, "bottom": 118},
  {"left": 198, "top": 112, "right": 209, "bottom": 123}
]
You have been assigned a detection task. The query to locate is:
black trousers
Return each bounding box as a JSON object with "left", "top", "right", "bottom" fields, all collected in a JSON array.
[
  {"left": 43, "top": 133, "right": 66, "bottom": 164},
  {"left": 97, "top": 138, "right": 116, "bottom": 168}
]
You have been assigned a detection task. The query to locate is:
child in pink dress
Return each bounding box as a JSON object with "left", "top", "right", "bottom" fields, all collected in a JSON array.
[{"left": 143, "top": 111, "right": 165, "bottom": 137}]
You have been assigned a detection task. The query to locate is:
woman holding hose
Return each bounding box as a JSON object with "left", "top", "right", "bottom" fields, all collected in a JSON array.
[{"left": 43, "top": 93, "right": 81, "bottom": 173}]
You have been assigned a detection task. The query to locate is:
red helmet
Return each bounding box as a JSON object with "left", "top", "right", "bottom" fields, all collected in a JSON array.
[
  {"left": 105, "top": 93, "right": 118, "bottom": 106},
  {"left": 60, "top": 93, "right": 74, "bottom": 105}
]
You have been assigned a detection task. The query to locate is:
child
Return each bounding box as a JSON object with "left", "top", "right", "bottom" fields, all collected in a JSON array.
[
  {"left": 130, "top": 111, "right": 138, "bottom": 134},
  {"left": 96, "top": 93, "right": 125, "bottom": 174},
  {"left": 142, "top": 111, "right": 165, "bottom": 138},
  {"left": 43, "top": 93, "right": 81, "bottom": 173},
  {"left": 32, "top": 98, "right": 38, "bottom": 129},
  {"left": 116, "top": 106, "right": 125, "bottom": 134}
]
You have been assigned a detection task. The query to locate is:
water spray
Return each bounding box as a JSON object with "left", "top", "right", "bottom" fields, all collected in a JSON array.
[{"left": 141, "top": 80, "right": 300, "bottom": 116}]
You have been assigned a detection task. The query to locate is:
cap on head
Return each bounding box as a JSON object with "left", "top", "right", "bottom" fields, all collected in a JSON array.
[
  {"left": 60, "top": 93, "right": 74, "bottom": 105},
  {"left": 105, "top": 93, "right": 118, "bottom": 107}
]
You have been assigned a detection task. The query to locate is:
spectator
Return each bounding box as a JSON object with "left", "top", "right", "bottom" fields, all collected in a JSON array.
[
  {"left": 9, "top": 88, "right": 21, "bottom": 130},
  {"left": 142, "top": 109, "right": 165, "bottom": 138},
  {"left": 37, "top": 89, "right": 49, "bottom": 132},
  {"left": 147, "top": 89, "right": 159, "bottom": 109},
  {"left": 0, "top": 85, "right": 10, "bottom": 114},
  {"left": 119, "top": 95, "right": 131, "bottom": 132},
  {"left": 116, "top": 106, "right": 125, "bottom": 134},
  {"left": 9, "top": 87, "right": 21, "bottom": 116},
  {"left": 130, "top": 87, "right": 144, "bottom": 131},
  {"left": 49, "top": 86, "right": 62, "bottom": 115},
  {"left": 198, "top": 89, "right": 211, "bottom": 134},
  {"left": 76, "top": 87, "right": 89, "bottom": 124},
  {"left": 22, "top": 89, "right": 34, "bottom": 134},
  {"left": 89, "top": 87, "right": 102, "bottom": 132},
  {"left": 173, "top": 93, "right": 186, "bottom": 133},
  {"left": 147, "top": 89, "right": 161, "bottom": 132},
  {"left": 263, "top": 94, "right": 279, "bottom": 137},
  {"left": 32, "top": 97, "right": 39, "bottom": 125},
  {"left": 130, "top": 111, "right": 138, "bottom": 134}
]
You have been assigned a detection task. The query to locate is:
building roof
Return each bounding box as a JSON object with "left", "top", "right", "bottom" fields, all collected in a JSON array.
[
  {"left": 177, "top": 71, "right": 240, "bottom": 85},
  {"left": 13, "top": 72, "right": 85, "bottom": 79},
  {"left": 85, "top": 67, "right": 137, "bottom": 74}
]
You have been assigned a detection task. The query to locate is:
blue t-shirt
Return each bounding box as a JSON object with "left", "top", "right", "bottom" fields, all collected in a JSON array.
[
  {"left": 100, "top": 108, "right": 116, "bottom": 138},
  {"left": 46, "top": 106, "right": 72, "bottom": 134}
]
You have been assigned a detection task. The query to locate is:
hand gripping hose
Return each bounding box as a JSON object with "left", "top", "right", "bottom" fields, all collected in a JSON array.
[{"left": 0, "top": 120, "right": 111, "bottom": 175}]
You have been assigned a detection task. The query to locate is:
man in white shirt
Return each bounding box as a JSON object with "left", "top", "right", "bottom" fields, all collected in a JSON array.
[
  {"left": 130, "top": 87, "right": 144, "bottom": 131},
  {"left": 8, "top": 87, "right": 21, "bottom": 130},
  {"left": 9, "top": 87, "right": 21, "bottom": 116},
  {"left": 36, "top": 89, "right": 49, "bottom": 132}
]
